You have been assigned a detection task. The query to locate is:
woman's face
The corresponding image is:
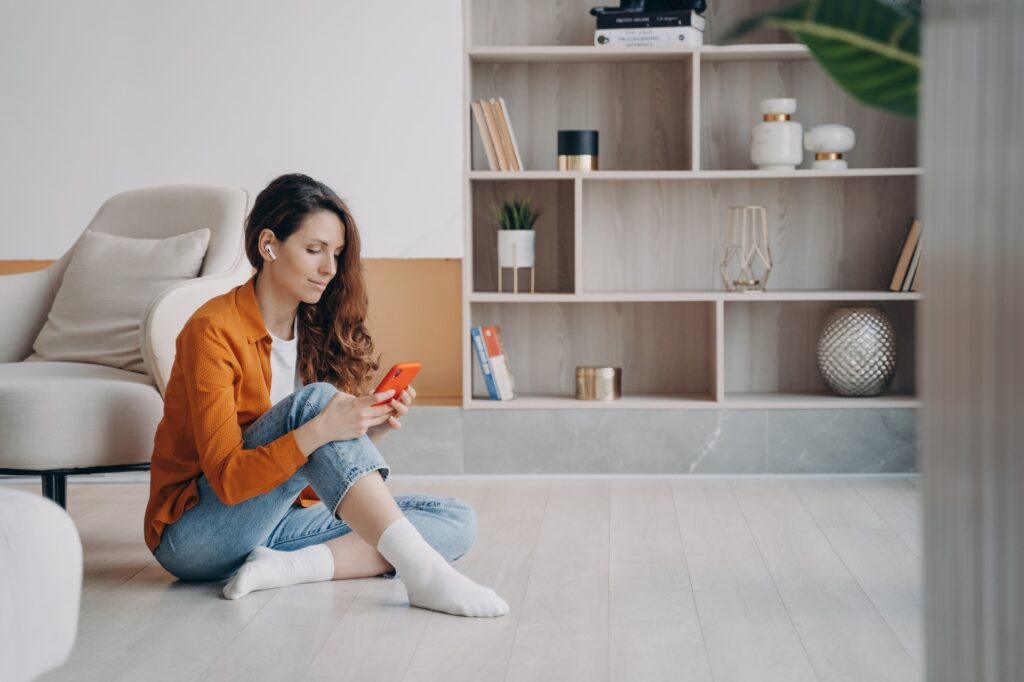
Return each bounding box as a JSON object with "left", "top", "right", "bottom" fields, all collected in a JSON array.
[{"left": 260, "top": 210, "right": 346, "bottom": 305}]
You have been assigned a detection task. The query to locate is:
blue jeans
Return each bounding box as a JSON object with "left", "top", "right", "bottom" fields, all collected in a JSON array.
[{"left": 153, "top": 382, "right": 476, "bottom": 582}]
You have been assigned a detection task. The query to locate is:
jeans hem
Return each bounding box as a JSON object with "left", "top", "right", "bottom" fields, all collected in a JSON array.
[{"left": 327, "top": 463, "right": 391, "bottom": 520}]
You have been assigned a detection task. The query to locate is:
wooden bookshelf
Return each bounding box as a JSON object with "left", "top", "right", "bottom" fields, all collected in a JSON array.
[{"left": 462, "top": 0, "right": 920, "bottom": 410}]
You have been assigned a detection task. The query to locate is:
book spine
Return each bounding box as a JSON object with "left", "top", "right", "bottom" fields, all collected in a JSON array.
[
  {"left": 490, "top": 98, "right": 520, "bottom": 172},
  {"left": 595, "top": 26, "right": 703, "bottom": 47},
  {"left": 889, "top": 218, "right": 922, "bottom": 291},
  {"left": 497, "top": 97, "right": 523, "bottom": 172},
  {"left": 490, "top": 325, "right": 516, "bottom": 399},
  {"left": 482, "top": 325, "right": 515, "bottom": 400},
  {"left": 479, "top": 100, "right": 509, "bottom": 171},
  {"left": 470, "top": 326, "right": 499, "bottom": 400},
  {"left": 596, "top": 11, "right": 706, "bottom": 30},
  {"left": 903, "top": 224, "right": 924, "bottom": 292},
  {"left": 470, "top": 101, "right": 499, "bottom": 171}
]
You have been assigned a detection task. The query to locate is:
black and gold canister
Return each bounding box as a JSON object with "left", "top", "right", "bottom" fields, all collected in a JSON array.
[{"left": 557, "top": 130, "right": 599, "bottom": 171}]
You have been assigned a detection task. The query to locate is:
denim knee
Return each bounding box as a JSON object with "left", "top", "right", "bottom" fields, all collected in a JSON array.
[
  {"left": 447, "top": 498, "right": 477, "bottom": 561},
  {"left": 291, "top": 382, "right": 338, "bottom": 426}
]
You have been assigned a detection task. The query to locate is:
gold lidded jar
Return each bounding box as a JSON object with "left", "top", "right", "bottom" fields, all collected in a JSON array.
[{"left": 575, "top": 366, "right": 621, "bottom": 400}]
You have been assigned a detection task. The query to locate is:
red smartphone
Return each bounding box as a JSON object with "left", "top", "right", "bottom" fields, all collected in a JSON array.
[{"left": 371, "top": 362, "right": 422, "bottom": 407}]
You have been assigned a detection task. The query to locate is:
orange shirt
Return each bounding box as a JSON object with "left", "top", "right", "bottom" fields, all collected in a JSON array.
[{"left": 143, "top": 274, "right": 321, "bottom": 553}]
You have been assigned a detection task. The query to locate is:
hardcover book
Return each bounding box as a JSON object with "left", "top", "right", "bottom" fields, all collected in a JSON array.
[
  {"left": 595, "top": 25, "right": 703, "bottom": 46},
  {"left": 480, "top": 325, "right": 515, "bottom": 400},
  {"left": 470, "top": 326, "right": 499, "bottom": 399},
  {"left": 889, "top": 218, "right": 923, "bottom": 292}
]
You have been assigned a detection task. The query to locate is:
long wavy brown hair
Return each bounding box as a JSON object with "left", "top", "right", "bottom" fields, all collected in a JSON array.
[{"left": 244, "top": 173, "right": 380, "bottom": 394}]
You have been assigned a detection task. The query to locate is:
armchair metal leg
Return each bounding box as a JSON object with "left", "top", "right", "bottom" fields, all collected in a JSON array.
[{"left": 42, "top": 474, "right": 67, "bottom": 509}]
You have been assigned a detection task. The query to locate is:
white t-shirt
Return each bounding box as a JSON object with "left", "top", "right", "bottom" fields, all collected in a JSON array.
[{"left": 267, "top": 317, "right": 304, "bottom": 406}]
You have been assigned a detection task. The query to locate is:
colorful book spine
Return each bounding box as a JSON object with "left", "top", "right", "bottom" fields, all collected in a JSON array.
[
  {"left": 470, "top": 326, "right": 499, "bottom": 399},
  {"left": 481, "top": 325, "right": 515, "bottom": 400}
]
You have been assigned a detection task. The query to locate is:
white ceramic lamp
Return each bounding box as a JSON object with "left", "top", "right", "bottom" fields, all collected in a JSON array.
[{"left": 804, "top": 124, "right": 855, "bottom": 170}]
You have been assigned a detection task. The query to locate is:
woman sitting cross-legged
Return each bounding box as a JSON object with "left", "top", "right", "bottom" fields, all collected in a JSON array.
[{"left": 143, "top": 173, "right": 508, "bottom": 618}]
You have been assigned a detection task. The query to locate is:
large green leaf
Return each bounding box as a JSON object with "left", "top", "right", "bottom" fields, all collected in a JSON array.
[{"left": 720, "top": 0, "right": 920, "bottom": 118}]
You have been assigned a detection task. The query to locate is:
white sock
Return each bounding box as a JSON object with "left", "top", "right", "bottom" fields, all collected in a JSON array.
[
  {"left": 222, "top": 544, "right": 334, "bottom": 600},
  {"left": 375, "top": 517, "right": 509, "bottom": 618}
]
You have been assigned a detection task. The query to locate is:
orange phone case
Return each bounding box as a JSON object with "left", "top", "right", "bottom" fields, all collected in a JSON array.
[{"left": 371, "top": 362, "right": 422, "bottom": 407}]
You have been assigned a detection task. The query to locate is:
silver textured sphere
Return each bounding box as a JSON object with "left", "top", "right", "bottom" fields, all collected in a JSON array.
[{"left": 817, "top": 307, "right": 897, "bottom": 397}]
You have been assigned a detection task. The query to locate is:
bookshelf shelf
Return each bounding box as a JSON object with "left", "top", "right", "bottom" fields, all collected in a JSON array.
[
  {"left": 721, "top": 392, "right": 921, "bottom": 409},
  {"left": 470, "top": 169, "right": 922, "bottom": 180},
  {"left": 468, "top": 46, "right": 697, "bottom": 63},
  {"left": 469, "top": 291, "right": 923, "bottom": 303},
  {"left": 699, "top": 44, "right": 812, "bottom": 61},
  {"left": 467, "top": 392, "right": 919, "bottom": 410},
  {"left": 467, "top": 45, "right": 811, "bottom": 64},
  {"left": 467, "top": 393, "right": 718, "bottom": 410},
  {"left": 463, "top": 0, "right": 920, "bottom": 411}
]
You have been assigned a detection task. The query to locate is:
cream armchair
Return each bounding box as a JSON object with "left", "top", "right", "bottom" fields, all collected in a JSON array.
[{"left": 0, "top": 185, "right": 253, "bottom": 507}]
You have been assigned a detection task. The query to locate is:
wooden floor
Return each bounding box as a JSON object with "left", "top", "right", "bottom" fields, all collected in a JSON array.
[{"left": 11, "top": 476, "right": 923, "bottom": 682}]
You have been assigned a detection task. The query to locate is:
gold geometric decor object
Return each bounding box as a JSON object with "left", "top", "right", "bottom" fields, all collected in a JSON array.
[{"left": 720, "top": 205, "right": 773, "bottom": 292}]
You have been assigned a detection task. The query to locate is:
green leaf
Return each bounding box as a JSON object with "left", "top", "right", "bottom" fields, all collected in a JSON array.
[
  {"left": 493, "top": 195, "right": 540, "bottom": 230},
  {"left": 720, "top": 0, "right": 920, "bottom": 118}
]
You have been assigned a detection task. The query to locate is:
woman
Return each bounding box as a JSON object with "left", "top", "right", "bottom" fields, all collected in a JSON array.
[{"left": 143, "top": 173, "right": 508, "bottom": 618}]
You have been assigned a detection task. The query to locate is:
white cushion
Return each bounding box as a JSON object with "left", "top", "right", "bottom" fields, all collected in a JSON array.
[
  {"left": 0, "top": 489, "right": 82, "bottom": 682},
  {"left": 0, "top": 361, "right": 163, "bottom": 470},
  {"left": 28, "top": 228, "right": 211, "bottom": 374}
]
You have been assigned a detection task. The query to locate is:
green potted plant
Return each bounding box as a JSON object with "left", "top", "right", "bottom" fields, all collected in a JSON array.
[
  {"left": 722, "top": 0, "right": 921, "bottom": 119},
  {"left": 492, "top": 196, "right": 541, "bottom": 273}
]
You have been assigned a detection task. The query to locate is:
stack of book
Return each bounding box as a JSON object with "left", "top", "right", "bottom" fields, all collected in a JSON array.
[
  {"left": 889, "top": 218, "right": 924, "bottom": 292},
  {"left": 594, "top": 9, "right": 706, "bottom": 47},
  {"left": 471, "top": 325, "right": 516, "bottom": 400},
  {"left": 470, "top": 97, "right": 523, "bottom": 171}
]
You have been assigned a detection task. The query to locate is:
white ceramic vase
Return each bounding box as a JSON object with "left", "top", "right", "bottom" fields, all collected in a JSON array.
[
  {"left": 804, "top": 124, "right": 856, "bottom": 170},
  {"left": 751, "top": 98, "right": 803, "bottom": 170},
  {"left": 497, "top": 230, "right": 535, "bottom": 268}
]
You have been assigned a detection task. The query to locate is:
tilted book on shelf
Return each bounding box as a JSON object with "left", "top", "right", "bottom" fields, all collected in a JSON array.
[
  {"left": 470, "top": 326, "right": 499, "bottom": 399},
  {"left": 470, "top": 98, "right": 524, "bottom": 172},
  {"left": 470, "top": 100, "right": 499, "bottom": 171},
  {"left": 496, "top": 97, "right": 523, "bottom": 171},
  {"left": 479, "top": 99, "right": 510, "bottom": 170},
  {"left": 475, "top": 325, "right": 515, "bottom": 400},
  {"left": 889, "top": 217, "right": 923, "bottom": 291},
  {"left": 902, "top": 221, "right": 924, "bottom": 292},
  {"left": 488, "top": 98, "right": 521, "bottom": 172}
]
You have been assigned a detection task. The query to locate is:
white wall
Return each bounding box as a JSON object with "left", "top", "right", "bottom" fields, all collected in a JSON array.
[{"left": 0, "top": 1, "right": 464, "bottom": 259}]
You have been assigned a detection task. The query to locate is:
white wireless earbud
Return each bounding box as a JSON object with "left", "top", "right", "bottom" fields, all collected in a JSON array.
[{"left": 264, "top": 244, "right": 276, "bottom": 261}]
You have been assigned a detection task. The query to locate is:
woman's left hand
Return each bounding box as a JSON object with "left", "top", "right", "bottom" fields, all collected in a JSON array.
[{"left": 368, "top": 385, "right": 416, "bottom": 441}]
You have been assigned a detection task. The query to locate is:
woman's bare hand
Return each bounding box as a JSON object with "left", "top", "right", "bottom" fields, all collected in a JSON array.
[
  {"left": 315, "top": 389, "right": 397, "bottom": 442},
  {"left": 367, "top": 385, "right": 417, "bottom": 442}
]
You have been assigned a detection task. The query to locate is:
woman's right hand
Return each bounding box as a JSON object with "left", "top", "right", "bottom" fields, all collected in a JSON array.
[{"left": 314, "top": 389, "right": 397, "bottom": 443}]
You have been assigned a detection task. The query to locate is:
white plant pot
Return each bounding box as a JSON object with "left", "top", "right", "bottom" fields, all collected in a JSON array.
[{"left": 497, "top": 230, "right": 535, "bottom": 268}]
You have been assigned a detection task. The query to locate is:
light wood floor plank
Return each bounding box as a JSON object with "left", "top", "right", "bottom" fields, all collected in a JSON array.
[
  {"left": 672, "top": 480, "right": 819, "bottom": 682},
  {"left": 399, "top": 481, "right": 550, "bottom": 682},
  {"left": 792, "top": 480, "right": 923, "bottom": 671},
  {"left": 298, "top": 480, "right": 493, "bottom": 681},
  {"left": 44, "top": 561, "right": 277, "bottom": 681},
  {"left": 850, "top": 479, "right": 923, "bottom": 558},
  {"left": 610, "top": 481, "right": 712, "bottom": 681},
  {"left": 503, "top": 481, "right": 611, "bottom": 682},
  {"left": 732, "top": 479, "right": 920, "bottom": 682}
]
